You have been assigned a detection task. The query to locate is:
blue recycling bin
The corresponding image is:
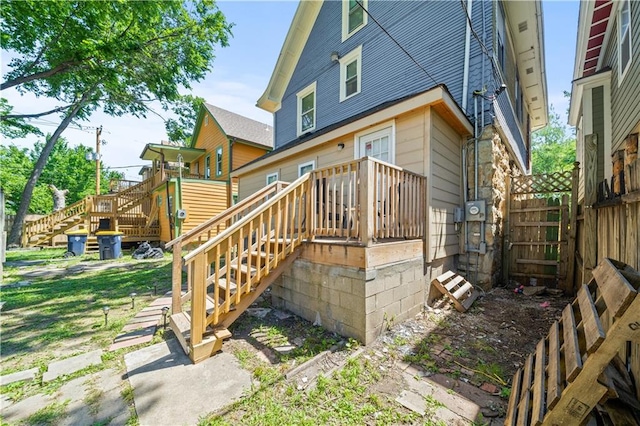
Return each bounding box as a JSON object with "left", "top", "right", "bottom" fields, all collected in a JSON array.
[
  {"left": 96, "top": 231, "right": 123, "bottom": 260},
  {"left": 65, "top": 230, "right": 89, "bottom": 257}
]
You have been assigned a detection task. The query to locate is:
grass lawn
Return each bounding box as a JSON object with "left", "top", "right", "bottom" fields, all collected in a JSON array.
[{"left": 1, "top": 248, "right": 174, "bottom": 406}]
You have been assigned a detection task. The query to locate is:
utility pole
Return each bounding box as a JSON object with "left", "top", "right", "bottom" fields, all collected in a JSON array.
[{"left": 95, "top": 126, "right": 102, "bottom": 195}]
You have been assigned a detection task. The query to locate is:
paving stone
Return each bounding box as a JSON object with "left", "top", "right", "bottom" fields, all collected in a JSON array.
[
  {"left": 149, "top": 297, "right": 172, "bottom": 307},
  {"left": 247, "top": 308, "right": 271, "bottom": 318},
  {"left": 108, "top": 334, "right": 153, "bottom": 351},
  {"left": 0, "top": 394, "right": 13, "bottom": 410},
  {"left": 1, "top": 394, "right": 52, "bottom": 423},
  {"left": 480, "top": 382, "right": 499, "bottom": 394},
  {"left": 114, "top": 327, "right": 155, "bottom": 343},
  {"left": 122, "top": 320, "right": 159, "bottom": 332},
  {"left": 0, "top": 367, "right": 38, "bottom": 385},
  {"left": 273, "top": 344, "right": 296, "bottom": 354},
  {"left": 396, "top": 390, "right": 426, "bottom": 415},
  {"left": 42, "top": 350, "right": 103, "bottom": 382},
  {"left": 129, "top": 315, "right": 160, "bottom": 324}
]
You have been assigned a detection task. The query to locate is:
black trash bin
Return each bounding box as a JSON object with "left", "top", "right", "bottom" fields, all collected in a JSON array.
[
  {"left": 65, "top": 229, "right": 89, "bottom": 257},
  {"left": 96, "top": 231, "right": 123, "bottom": 260}
]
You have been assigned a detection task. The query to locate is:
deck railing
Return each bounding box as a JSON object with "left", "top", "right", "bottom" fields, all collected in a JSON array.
[
  {"left": 22, "top": 197, "right": 91, "bottom": 246},
  {"left": 174, "top": 158, "right": 427, "bottom": 357},
  {"left": 310, "top": 157, "right": 426, "bottom": 246}
]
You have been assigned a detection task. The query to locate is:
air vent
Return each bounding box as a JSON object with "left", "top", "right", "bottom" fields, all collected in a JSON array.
[
  {"left": 531, "top": 96, "right": 538, "bottom": 102},
  {"left": 526, "top": 67, "right": 534, "bottom": 74},
  {"left": 535, "top": 116, "right": 540, "bottom": 120},
  {"left": 518, "top": 21, "right": 528, "bottom": 32}
]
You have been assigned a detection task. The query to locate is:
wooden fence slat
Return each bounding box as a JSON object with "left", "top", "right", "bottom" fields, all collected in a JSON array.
[{"left": 592, "top": 258, "right": 638, "bottom": 318}]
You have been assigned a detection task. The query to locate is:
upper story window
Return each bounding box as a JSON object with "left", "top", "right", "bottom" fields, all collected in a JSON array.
[
  {"left": 619, "top": 0, "right": 632, "bottom": 82},
  {"left": 204, "top": 115, "right": 209, "bottom": 126},
  {"left": 205, "top": 155, "right": 211, "bottom": 179},
  {"left": 340, "top": 46, "right": 362, "bottom": 101},
  {"left": 496, "top": 4, "right": 506, "bottom": 72},
  {"left": 515, "top": 72, "right": 523, "bottom": 123},
  {"left": 342, "top": 0, "right": 368, "bottom": 41},
  {"left": 215, "top": 146, "right": 223, "bottom": 177},
  {"left": 297, "top": 82, "right": 316, "bottom": 136}
]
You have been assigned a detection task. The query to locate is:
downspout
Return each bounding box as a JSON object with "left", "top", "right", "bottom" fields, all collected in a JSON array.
[
  {"left": 462, "top": 0, "right": 473, "bottom": 112},
  {"left": 148, "top": 146, "right": 173, "bottom": 241}
]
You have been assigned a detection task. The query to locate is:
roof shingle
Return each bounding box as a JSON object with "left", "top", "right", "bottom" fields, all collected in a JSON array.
[{"left": 204, "top": 104, "right": 273, "bottom": 148}]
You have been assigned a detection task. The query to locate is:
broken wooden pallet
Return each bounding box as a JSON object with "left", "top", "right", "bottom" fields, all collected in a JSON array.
[
  {"left": 430, "top": 271, "right": 480, "bottom": 312},
  {"left": 504, "top": 258, "right": 640, "bottom": 426}
]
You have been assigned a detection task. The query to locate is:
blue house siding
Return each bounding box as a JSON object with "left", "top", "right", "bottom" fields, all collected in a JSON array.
[
  {"left": 275, "top": 0, "right": 527, "bottom": 171},
  {"left": 276, "top": 0, "right": 475, "bottom": 148}
]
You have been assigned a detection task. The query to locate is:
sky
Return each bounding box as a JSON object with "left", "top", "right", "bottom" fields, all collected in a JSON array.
[{"left": 1, "top": 0, "right": 579, "bottom": 181}]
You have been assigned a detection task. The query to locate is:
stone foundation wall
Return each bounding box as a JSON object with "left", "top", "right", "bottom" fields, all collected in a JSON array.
[
  {"left": 464, "top": 126, "right": 520, "bottom": 288},
  {"left": 271, "top": 256, "right": 425, "bottom": 344}
]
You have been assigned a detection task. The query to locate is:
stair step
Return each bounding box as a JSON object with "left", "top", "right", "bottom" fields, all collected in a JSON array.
[
  {"left": 230, "top": 263, "right": 256, "bottom": 277},
  {"left": 249, "top": 251, "right": 274, "bottom": 266},
  {"left": 217, "top": 278, "right": 237, "bottom": 293},
  {"left": 170, "top": 311, "right": 191, "bottom": 355}
]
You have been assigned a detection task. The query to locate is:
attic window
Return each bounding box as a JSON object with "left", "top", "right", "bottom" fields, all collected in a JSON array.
[
  {"left": 342, "top": 0, "right": 368, "bottom": 41},
  {"left": 619, "top": 0, "right": 632, "bottom": 82},
  {"left": 296, "top": 82, "right": 316, "bottom": 136},
  {"left": 205, "top": 115, "right": 209, "bottom": 126}
]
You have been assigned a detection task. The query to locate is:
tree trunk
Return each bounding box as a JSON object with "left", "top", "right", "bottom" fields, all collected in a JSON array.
[{"left": 8, "top": 97, "right": 89, "bottom": 246}]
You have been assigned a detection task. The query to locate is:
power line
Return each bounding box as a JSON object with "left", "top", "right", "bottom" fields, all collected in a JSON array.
[{"left": 355, "top": 0, "right": 439, "bottom": 87}]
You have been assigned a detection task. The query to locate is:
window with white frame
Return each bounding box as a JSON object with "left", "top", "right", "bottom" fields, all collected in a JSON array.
[
  {"left": 298, "top": 160, "right": 316, "bottom": 177},
  {"left": 266, "top": 172, "right": 279, "bottom": 185},
  {"left": 205, "top": 155, "right": 211, "bottom": 179},
  {"left": 355, "top": 124, "right": 394, "bottom": 163},
  {"left": 342, "top": 0, "right": 367, "bottom": 41},
  {"left": 297, "top": 82, "right": 316, "bottom": 136},
  {"left": 215, "top": 146, "right": 223, "bottom": 176},
  {"left": 204, "top": 115, "right": 209, "bottom": 126},
  {"left": 340, "top": 46, "right": 362, "bottom": 101},
  {"left": 619, "top": 0, "right": 632, "bottom": 81}
]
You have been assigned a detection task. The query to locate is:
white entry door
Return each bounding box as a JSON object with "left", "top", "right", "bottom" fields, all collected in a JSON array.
[{"left": 356, "top": 125, "right": 393, "bottom": 163}]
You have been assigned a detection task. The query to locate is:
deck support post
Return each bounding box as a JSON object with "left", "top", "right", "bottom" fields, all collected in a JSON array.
[
  {"left": 172, "top": 240, "right": 183, "bottom": 314},
  {"left": 359, "top": 159, "right": 374, "bottom": 247},
  {"left": 583, "top": 135, "right": 598, "bottom": 284}
]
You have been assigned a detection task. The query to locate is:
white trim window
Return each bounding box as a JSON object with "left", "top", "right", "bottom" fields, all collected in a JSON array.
[
  {"left": 354, "top": 122, "right": 395, "bottom": 163},
  {"left": 496, "top": 3, "right": 506, "bottom": 73},
  {"left": 342, "top": 0, "right": 368, "bottom": 41},
  {"left": 266, "top": 172, "right": 279, "bottom": 185},
  {"left": 619, "top": 0, "right": 632, "bottom": 82},
  {"left": 339, "top": 45, "right": 362, "bottom": 102},
  {"left": 296, "top": 82, "right": 316, "bottom": 136},
  {"left": 298, "top": 160, "right": 316, "bottom": 177}
]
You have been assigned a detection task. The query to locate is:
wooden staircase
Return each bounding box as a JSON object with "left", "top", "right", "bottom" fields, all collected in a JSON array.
[
  {"left": 22, "top": 173, "right": 162, "bottom": 247},
  {"left": 168, "top": 177, "right": 307, "bottom": 363}
]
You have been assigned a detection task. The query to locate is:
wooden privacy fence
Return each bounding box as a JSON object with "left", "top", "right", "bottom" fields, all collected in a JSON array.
[
  {"left": 505, "top": 258, "right": 640, "bottom": 425},
  {"left": 505, "top": 165, "right": 578, "bottom": 293}
]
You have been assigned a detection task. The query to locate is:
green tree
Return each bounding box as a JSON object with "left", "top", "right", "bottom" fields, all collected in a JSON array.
[
  {"left": 1, "top": 0, "right": 232, "bottom": 244},
  {"left": 531, "top": 105, "right": 576, "bottom": 174},
  {"left": 0, "top": 138, "right": 122, "bottom": 214}
]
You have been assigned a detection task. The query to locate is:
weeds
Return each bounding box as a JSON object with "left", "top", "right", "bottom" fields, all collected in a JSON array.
[{"left": 25, "top": 400, "right": 69, "bottom": 425}]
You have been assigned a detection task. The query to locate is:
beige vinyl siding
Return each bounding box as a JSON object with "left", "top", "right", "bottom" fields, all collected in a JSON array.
[
  {"left": 180, "top": 180, "right": 229, "bottom": 235},
  {"left": 604, "top": 0, "right": 640, "bottom": 151},
  {"left": 395, "top": 109, "right": 426, "bottom": 174},
  {"left": 429, "top": 111, "right": 462, "bottom": 260}
]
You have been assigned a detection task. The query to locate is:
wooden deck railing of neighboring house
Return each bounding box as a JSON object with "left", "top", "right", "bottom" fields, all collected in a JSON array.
[
  {"left": 171, "top": 157, "right": 427, "bottom": 362},
  {"left": 166, "top": 170, "right": 203, "bottom": 180},
  {"left": 109, "top": 179, "right": 141, "bottom": 193},
  {"left": 23, "top": 170, "right": 165, "bottom": 246}
]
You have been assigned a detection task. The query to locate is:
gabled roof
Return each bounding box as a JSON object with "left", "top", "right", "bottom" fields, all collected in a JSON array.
[
  {"left": 257, "top": 1, "right": 323, "bottom": 112},
  {"left": 202, "top": 104, "right": 273, "bottom": 149},
  {"left": 572, "top": 0, "right": 615, "bottom": 80}
]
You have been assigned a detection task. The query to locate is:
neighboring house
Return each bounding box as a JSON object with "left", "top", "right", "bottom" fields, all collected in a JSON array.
[
  {"left": 224, "top": 0, "right": 547, "bottom": 345},
  {"left": 568, "top": 0, "right": 640, "bottom": 280},
  {"left": 22, "top": 105, "right": 272, "bottom": 249},
  {"left": 568, "top": 0, "right": 640, "bottom": 400},
  {"left": 140, "top": 104, "right": 273, "bottom": 242}
]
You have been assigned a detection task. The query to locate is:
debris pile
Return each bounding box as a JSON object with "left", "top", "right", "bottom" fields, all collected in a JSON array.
[{"left": 131, "top": 242, "right": 163, "bottom": 260}]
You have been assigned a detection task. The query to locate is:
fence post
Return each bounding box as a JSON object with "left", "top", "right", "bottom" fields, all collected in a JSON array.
[
  {"left": 359, "top": 159, "right": 374, "bottom": 247},
  {"left": 566, "top": 162, "right": 580, "bottom": 294},
  {"left": 190, "top": 253, "right": 205, "bottom": 347},
  {"left": 583, "top": 135, "right": 598, "bottom": 284},
  {"left": 502, "top": 173, "right": 512, "bottom": 285}
]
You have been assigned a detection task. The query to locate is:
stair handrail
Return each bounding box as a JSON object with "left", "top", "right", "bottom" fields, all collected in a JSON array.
[
  {"left": 22, "top": 196, "right": 91, "bottom": 244},
  {"left": 165, "top": 180, "right": 289, "bottom": 249},
  {"left": 183, "top": 173, "right": 310, "bottom": 264},
  {"left": 115, "top": 170, "right": 163, "bottom": 213}
]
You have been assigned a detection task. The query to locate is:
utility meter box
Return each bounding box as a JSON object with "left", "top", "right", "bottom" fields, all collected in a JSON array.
[{"left": 465, "top": 200, "right": 486, "bottom": 222}]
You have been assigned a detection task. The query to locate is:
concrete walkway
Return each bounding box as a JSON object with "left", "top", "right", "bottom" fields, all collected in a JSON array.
[{"left": 109, "top": 296, "right": 171, "bottom": 351}]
